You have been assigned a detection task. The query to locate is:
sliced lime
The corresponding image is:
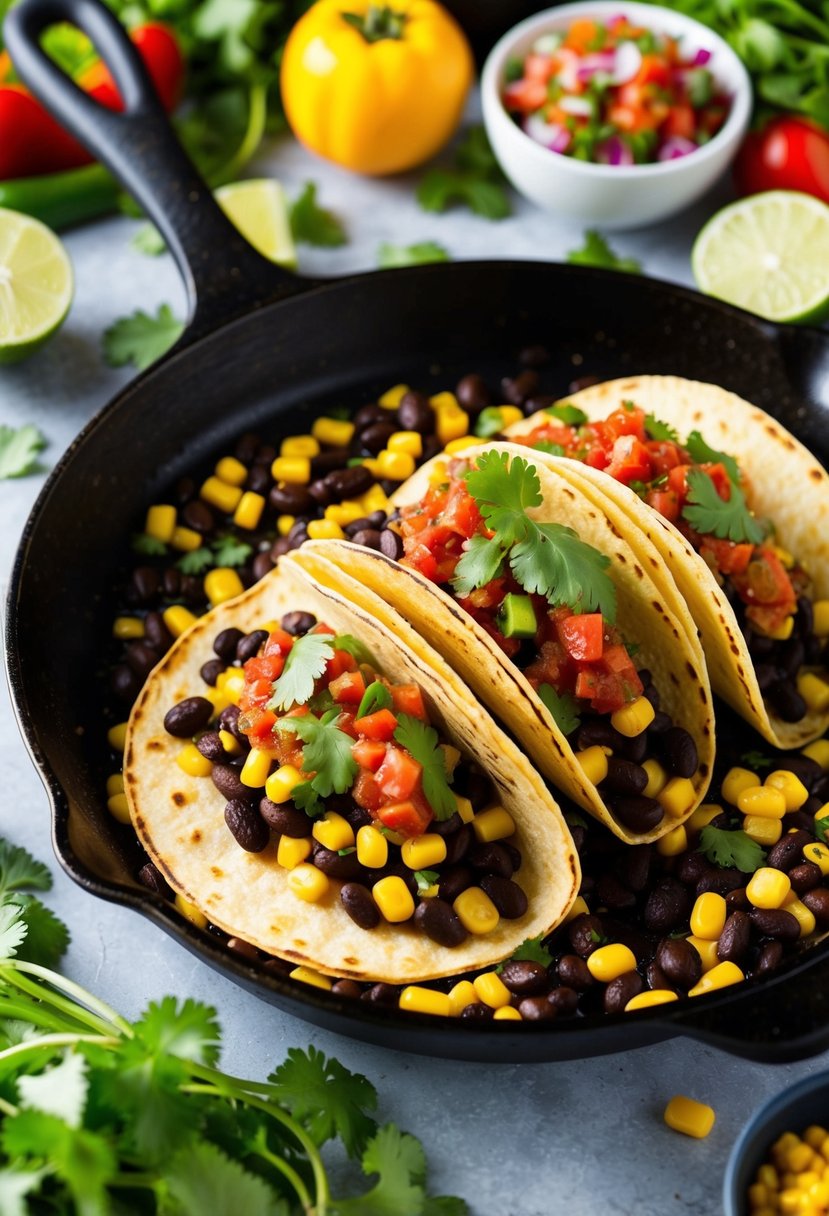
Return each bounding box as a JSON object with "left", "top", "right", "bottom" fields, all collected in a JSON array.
[
  {"left": 0, "top": 207, "right": 73, "bottom": 364},
  {"left": 692, "top": 190, "right": 829, "bottom": 324},
  {"left": 215, "top": 178, "right": 297, "bottom": 269}
]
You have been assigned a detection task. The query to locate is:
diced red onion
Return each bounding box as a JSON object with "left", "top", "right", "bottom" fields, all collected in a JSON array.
[
  {"left": 524, "top": 114, "right": 572, "bottom": 154},
  {"left": 611, "top": 40, "right": 642, "bottom": 84},
  {"left": 657, "top": 136, "right": 698, "bottom": 161},
  {"left": 606, "top": 14, "right": 629, "bottom": 29},
  {"left": 559, "top": 94, "right": 594, "bottom": 118},
  {"left": 576, "top": 51, "right": 616, "bottom": 82},
  {"left": 556, "top": 47, "right": 581, "bottom": 92},
  {"left": 595, "top": 135, "right": 634, "bottom": 166},
  {"left": 692, "top": 47, "right": 712, "bottom": 66}
]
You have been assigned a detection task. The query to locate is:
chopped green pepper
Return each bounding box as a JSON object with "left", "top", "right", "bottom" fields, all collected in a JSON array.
[{"left": 497, "top": 593, "right": 537, "bottom": 639}]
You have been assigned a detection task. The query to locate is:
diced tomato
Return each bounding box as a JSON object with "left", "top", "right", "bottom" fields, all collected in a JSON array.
[
  {"left": 663, "top": 102, "right": 695, "bottom": 140},
  {"left": 353, "top": 770, "right": 383, "bottom": 811},
  {"left": 600, "top": 643, "right": 641, "bottom": 681},
  {"left": 244, "top": 653, "right": 284, "bottom": 684},
  {"left": 524, "top": 639, "right": 571, "bottom": 691},
  {"left": 377, "top": 799, "right": 432, "bottom": 838},
  {"left": 645, "top": 488, "right": 681, "bottom": 524},
  {"left": 699, "top": 537, "right": 754, "bottom": 577},
  {"left": 704, "top": 462, "right": 732, "bottom": 501},
  {"left": 646, "top": 441, "right": 684, "bottom": 477},
  {"left": 401, "top": 542, "right": 438, "bottom": 582},
  {"left": 329, "top": 670, "right": 366, "bottom": 705},
  {"left": 734, "top": 550, "right": 797, "bottom": 613},
  {"left": 503, "top": 78, "right": 548, "bottom": 112},
  {"left": 523, "top": 52, "right": 556, "bottom": 83},
  {"left": 460, "top": 576, "right": 508, "bottom": 612},
  {"left": 326, "top": 649, "right": 359, "bottom": 680},
  {"left": 354, "top": 708, "right": 399, "bottom": 741},
  {"left": 636, "top": 54, "right": 671, "bottom": 89},
  {"left": 584, "top": 444, "right": 610, "bottom": 471},
  {"left": 376, "top": 746, "right": 423, "bottom": 801},
  {"left": 441, "top": 483, "right": 482, "bottom": 537},
  {"left": 746, "top": 603, "right": 795, "bottom": 635},
  {"left": 391, "top": 684, "right": 427, "bottom": 720},
  {"left": 336, "top": 711, "right": 358, "bottom": 739},
  {"left": 263, "top": 628, "right": 294, "bottom": 656},
  {"left": 667, "top": 464, "right": 690, "bottom": 501},
  {"left": 246, "top": 677, "right": 274, "bottom": 704},
  {"left": 605, "top": 405, "right": 646, "bottom": 441},
  {"left": 558, "top": 613, "right": 604, "bottom": 662},
  {"left": 575, "top": 664, "right": 642, "bottom": 714},
  {"left": 243, "top": 705, "right": 277, "bottom": 743},
  {"left": 605, "top": 435, "right": 651, "bottom": 485},
  {"left": 352, "top": 739, "right": 387, "bottom": 772},
  {"left": 314, "top": 623, "right": 336, "bottom": 634}
]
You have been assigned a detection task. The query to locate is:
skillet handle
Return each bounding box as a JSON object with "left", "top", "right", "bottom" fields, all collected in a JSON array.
[{"left": 3, "top": 0, "right": 306, "bottom": 344}]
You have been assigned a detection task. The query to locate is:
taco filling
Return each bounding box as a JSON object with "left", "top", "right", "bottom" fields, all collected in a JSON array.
[{"left": 513, "top": 401, "right": 829, "bottom": 726}]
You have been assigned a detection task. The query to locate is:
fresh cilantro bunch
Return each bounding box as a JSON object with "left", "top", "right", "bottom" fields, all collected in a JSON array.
[
  {"left": 566, "top": 231, "right": 641, "bottom": 274},
  {"left": 417, "top": 125, "right": 511, "bottom": 220},
  {"left": 0, "top": 425, "right": 47, "bottom": 480},
  {"left": 698, "top": 825, "right": 766, "bottom": 873}
]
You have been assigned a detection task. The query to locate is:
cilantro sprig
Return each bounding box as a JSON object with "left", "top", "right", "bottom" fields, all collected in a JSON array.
[
  {"left": 0, "top": 424, "right": 47, "bottom": 480},
  {"left": 268, "top": 633, "right": 335, "bottom": 711},
  {"left": 682, "top": 469, "right": 767, "bottom": 545},
  {"left": 698, "top": 825, "right": 766, "bottom": 873},
  {"left": 685, "top": 429, "right": 741, "bottom": 485},
  {"left": 279, "top": 709, "right": 359, "bottom": 806},
  {"left": 393, "top": 715, "right": 457, "bottom": 821},
  {"left": 544, "top": 403, "right": 588, "bottom": 427},
  {"left": 102, "top": 303, "right": 184, "bottom": 371},
  {"left": 453, "top": 451, "right": 617, "bottom": 622},
  {"left": 537, "top": 684, "right": 581, "bottom": 736},
  {"left": 644, "top": 414, "right": 679, "bottom": 444},
  {"left": 566, "top": 230, "right": 641, "bottom": 274}
]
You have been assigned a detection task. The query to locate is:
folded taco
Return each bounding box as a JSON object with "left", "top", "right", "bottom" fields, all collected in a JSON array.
[
  {"left": 302, "top": 443, "right": 715, "bottom": 844},
  {"left": 125, "top": 549, "right": 579, "bottom": 983},
  {"left": 504, "top": 375, "right": 829, "bottom": 749}
]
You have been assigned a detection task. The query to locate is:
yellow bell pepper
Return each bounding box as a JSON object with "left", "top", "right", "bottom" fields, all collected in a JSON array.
[{"left": 280, "top": 0, "right": 474, "bottom": 176}]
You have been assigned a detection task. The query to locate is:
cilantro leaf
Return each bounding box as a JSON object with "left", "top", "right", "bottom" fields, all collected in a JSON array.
[
  {"left": 455, "top": 124, "right": 502, "bottom": 177},
  {"left": 131, "top": 223, "right": 167, "bottom": 256},
  {"left": 417, "top": 127, "right": 510, "bottom": 221},
  {"left": 466, "top": 450, "right": 541, "bottom": 531},
  {"left": 698, "top": 826, "right": 766, "bottom": 873},
  {"left": 356, "top": 681, "right": 393, "bottom": 720},
  {"left": 393, "top": 715, "right": 456, "bottom": 821},
  {"left": 566, "top": 230, "right": 641, "bottom": 274},
  {"left": 685, "top": 430, "right": 741, "bottom": 485},
  {"left": 683, "top": 469, "right": 767, "bottom": 545},
  {"left": 333, "top": 1124, "right": 427, "bottom": 1216},
  {"left": 1, "top": 1110, "right": 117, "bottom": 1211},
  {"left": 644, "top": 414, "right": 679, "bottom": 443},
  {"left": 165, "top": 1139, "right": 288, "bottom": 1216},
  {"left": 814, "top": 817, "right": 829, "bottom": 844},
  {"left": 414, "top": 870, "right": 440, "bottom": 892},
  {"left": 740, "top": 750, "right": 772, "bottom": 770},
  {"left": 132, "top": 532, "right": 168, "bottom": 556},
  {"left": 0, "top": 902, "right": 28, "bottom": 960},
  {"left": 290, "top": 182, "right": 347, "bottom": 247},
  {"left": 474, "top": 407, "right": 506, "bottom": 439},
  {"left": 291, "top": 780, "right": 326, "bottom": 820},
  {"left": 212, "top": 535, "right": 254, "bottom": 567},
  {"left": 377, "top": 241, "right": 450, "bottom": 268},
  {"left": 333, "top": 634, "right": 376, "bottom": 666},
  {"left": 268, "top": 633, "right": 335, "bottom": 711},
  {"left": 451, "top": 535, "right": 505, "bottom": 597},
  {"left": 0, "top": 425, "right": 46, "bottom": 479},
  {"left": 279, "top": 711, "right": 359, "bottom": 798},
  {"left": 0, "top": 840, "right": 52, "bottom": 895},
  {"left": 132, "top": 996, "right": 221, "bottom": 1066},
  {"left": 17, "top": 1051, "right": 88, "bottom": 1128},
  {"left": 533, "top": 440, "right": 566, "bottom": 457},
  {"left": 269, "top": 1045, "right": 378, "bottom": 1158},
  {"left": 11, "top": 894, "right": 70, "bottom": 969},
  {"left": 537, "top": 684, "right": 581, "bottom": 736},
  {"left": 544, "top": 403, "right": 588, "bottom": 426},
  {"left": 501, "top": 934, "right": 553, "bottom": 969},
  {"left": 102, "top": 303, "right": 184, "bottom": 371},
  {"left": 177, "top": 546, "right": 214, "bottom": 575}
]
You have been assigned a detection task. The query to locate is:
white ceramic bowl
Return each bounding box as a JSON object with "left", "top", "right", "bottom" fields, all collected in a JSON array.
[{"left": 481, "top": 0, "right": 752, "bottom": 229}]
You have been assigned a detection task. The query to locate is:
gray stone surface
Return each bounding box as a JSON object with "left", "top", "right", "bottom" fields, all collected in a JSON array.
[{"left": 0, "top": 113, "right": 824, "bottom": 1215}]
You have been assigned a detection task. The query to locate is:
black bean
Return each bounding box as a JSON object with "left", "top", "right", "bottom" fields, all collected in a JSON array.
[
  {"left": 236, "top": 629, "right": 268, "bottom": 663},
  {"left": 648, "top": 710, "right": 672, "bottom": 734},
  {"left": 620, "top": 732, "right": 649, "bottom": 763},
  {"left": 747, "top": 630, "right": 775, "bottom": 659},
  {"left": 138, "top": 862, "right": 172, "bottom": 899},
  {"left": 802, "top": 887, "right": 829, "bottom": 926},
  {"left": 749, "top": 908, "right": 800, "bottom": 942},
  {"left": 433, "top": 812, "right": 463, "bottom": 836},
  {"left": 547, "top": 986, "right": 579, "bottom": 1015},
  {"left": 379, "top": 529, "right": 403, "bottom": 560},
  {"left": 351, "top": 528, "right": 382, "bottom": 550},
  {"left": 804, "top": 795, "right": 825, "bottom": 817},
  {"left": 502, "top": 842, "right": 522, "bottom": 872},
  {"left": 602, "top": 918, "right": 653, "bottom": 965},
  {"left": 783, "top": 811, "right": 815, "bottom": 834},
  {"left": 754, "top": 941, "right": 784, "bottom": 976},
  {"left": 343, "top": 516, "right": 374, "bottom": 537},
  {"left": 354, "top": 404, "right": 387, "bottom": 431},
  {"left": 603, "top": 971, "right": 643, "bottom": 1015},
  {"left": 696, "top": 867, "right": 745, "bottom": 897},
  {"left": 469, "top": 843, "right": 513, "bottom": 880},
  {"left": 444, "top": 825, "right": 472, "bottom": 867},
  {"left": 501, "top": 370, "right": 539, "bottom": 405},
  {"left": 143, "top": 611, "right": 173, "bottom": 651},
  {"left": 227, "top": 936, "right": 258, "bottom": 961},
  {"left": 225, "top": 800, "right": 270, "bottom": 852},
  {"left": 200, "top": 658, "right": 224, "bottom": 686},
  {"left": 131, "top": 566, "right": 161, "bottom": 603},
  {"left": 610, "top": 797, "right": 664, "bottom": 834},
  {"left": 567, "top": 913, "right": 604, "bottom": 957},
  {"left": 603, "top": 758, "right": 649, "bottom": 797},
  {"left": 217, "top": 705, "right": 246, "bottom": 745},
  {"left": 658, "top": 727, "right": 698, "bottom": 778},
  {"left": 126, "top": 641, "right": 161, "bottom": 679},
  {"left": 211, "top": 763, "right": 256, "bottom": 802},
  {"left": 646, "top": 961, "right": 672, "bottom": 992},
  {"left": 162, "top": 568, "right": 181, "bottom": 598},
  {"left": 363, "top": 981, "right": 399, "bottom": 1004},
  {"left": 307, "top": 478, "right": 333, "bottom": 507},
  {"left": 455, "top": 374, "right": 490, "bottom": 414},
  {"left": 246, "top": 465, "right": 271, "bottom": 496},
  {"left": 312, "top": 845, "right": 362, "bottom": 880},
  {"left": 726, "top": 887, "right": 750, "bottom": 912},
  {"left": 164, "top": 696, "right": 214, "bottom": 738},
  {"left": 280, "top": 611, "right": 316, "bottom": 637},
  {"left": 574, "top": 718, "right": 625, "bottom": 752},
  {"left": 213, "top": 627, "right": 243, "bottom": 661},
  {"left": 324, "top": 465, "right": 374, "bottom": 498},
  {"left": 461, "top": 1003, "right": 493, "bottom": 1019},
  {"left": 479, "top": 875, "right": 527, "bottom": 919},
  {"left": 754, "top": 663, "right": 779, "bottom": 693},
  {"left": 644, "top": 879, "right": 691, "bottom": 933},
  {"left": 557, "top": 954, "right": 594, "bottom": 990},
  {"left": 500, "top": 960, "right": 549, "bottom": 995},
  {"left": 767, "top": 830, "right": 812, "bottom": 872},
  {"left": 258, "top": 799, "right": 308, "bottom": 836},
  {"left": 341, "top": 883, "right": 381, "bottom": 930},
  {"left": 331, "top": 979, "right": 363, "bottom": 1000},
  {"left": 343, "top": 804, "right": 373, "bottom": 832},
  {"left": 518, "top": 995, "right": 557, "bottom": 1021},
  {"left": 269, "top": 483, "right": 313, "bottom": 514},
  {"left": 768, "top": 679, "right": 808, "bottom": 723},
  {"left": 413, "top": 898, "right": 468, "bottom": 947},
  {"left": 182, "top": 500, "right": 215, "bottom": 534},
  {"left": 790, "top": 862, "right": 822, "bottom": 893},
  {"left": 311, "top": 449, "right": 350, "bottom": 476},
  {"left": 254, "top": 443, "right": 277, "bottom": 467},
  {"left": 782, "top": 755, "right": 824, "bottom": 793},
  {"left": 361, "top": 422, "right": 396, "bottom": 454},
  {"left": 438, "top": 865, "right": 473, "bottom": 903},
  {"left": 396, "top": 390, "right": 435, "bottom": 434},
  {"left": 642, "top": 683, "right": 661, "bottom": 710},
  {"left": 617, "top": 844, "right": 654, "bottom": 893},
  {"left": 196, "top": 732, "right": 224, "bottom": 762},
  {"left": 675, "top": 851, "right": 709, "bottom": 886},
  {"left": 232, "top": 431, "right": 258, "bottom": 463},
  {"left": 111, "top": 664, "right": 141, "bottom": 702},
  {"left": 717, "top": 911, "right": 751, "bottom": 963},
  {"left": 780, "top": 638, "right": 805, "bottom": 679},
  {"left": 596, "top": 873, "right": 637, "bottom": 911}
]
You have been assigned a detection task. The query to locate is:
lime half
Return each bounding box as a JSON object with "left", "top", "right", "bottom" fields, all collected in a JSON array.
[
  {"left": 0, "top": 208, "right": 73, "bottom": 364},
  {"left": 692, "top": 191, "right": 829, "bottom": 324},
  {"left": 215, "top": 179, "right": 297, "bottom": 269}
]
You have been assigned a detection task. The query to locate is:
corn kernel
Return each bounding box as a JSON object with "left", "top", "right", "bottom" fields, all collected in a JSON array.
[
  {"left": 690, "top": 892, "right": 727, "bottom": 940},
  {"left": 214, "top": 455, "right": 247, "bottom": 487},
  {"left": 748, "top": 1183, "right": 769, "bottom": 1208},
  {"left": 271, "top": 457, "right": 311, "bottom": 486},
  {"left": 813, "top": 600, "right": 829, "bottom": 638},
  {"left": 360, "top": 483, "right": 391, "bottom": 514},
  {"left": 758, "top": 1164, "right": 779, "bottom": 1189},
  {"left": 804, "top": 842, "right": 829, "bottom": 875},
  {"left": 471, "top": 806, "right": 515, "bottom": 843},
  {"left": 493, "top": 1005, "right": 522, "bottom": 1020},
  {"left": 444, "top": 436, "right": 485, "bottom": 455},
  {"left": 106, "top": 773, "right": 125, "bottom": 796},
  {"left": 388, "top": 430, "right": 423, "bottom": 457},
  {"left": 429, "top": 390, "right": 458, "bottom": 411},
  {"left": 265, "top": 765, "right": 303, "bottom": 804},
  {"left": 449, "top": 797, "right": 472, "bottom": 827},
  {"left": 688, "top": 804, "right": 723, "bottom": 834},
  {"left": 564, "top": 895, "right": 590, "bottom": 922},
  {"left": 658, "top": 777, "right": 697, "bottom": 819},
  {"left": 399, "top": 986, "right": 452, "bottom": 1017},
  {"left": 175, "top": 894, "right": 208, "bottom": 930},
  {"left": 657, "top": 825, "right": 688, "bottom": 856},
  {"left": 288, "top": 863, "right": 330, "bottom": 903},
  {"left": 747, "top": 867, "right": 792, "bottom": 909},
  {"left": 498, "top": 406, "right": 524, "bottom": 428},
  {"left": 239, "top": 747, "right": 271, "bottom": 788},
  {"left": 769, "top": 615, "right": 795, "bottom": 641},
  {"left": 107, "top": 722, "right": 129, "bottom": 751},
  {"left": 381, "top": 828, "right": 406, "bottom": 848},
  {"left": 448, "top": 980, "right": 479, "bottom": 1015},
  {"left": 312, "top": 416, "right": 356, "bottom": 447},
  {"left": 277, "top": 835, "right": 312, "bottom": 869},
  {"left": 805, "top": 1127, "right": 828, "bottom": 1151},
  {"left": 145, "top": 503, "right": 176, "bottom": 542},
  {"left": 376, "top": 449, "right": 416, "bottom": 481},
  {"left": 217, "top": 729, "right": 241, "bottom": 755},
  {"left": 354, "top": 824, "right": 388, "bottom": 870},
  {"left": 276, "top": 514, "right": 295, "bottom": 538},
  {"left": 688, "top": 960, "right": 744, "bottom": 996},
  {"left": 289, "top": 965, "right": 332, "bottom": 991},
  {"left": 575, "top": 745, "right": 608, "bottom": 786},
  {"left": 436, "top": 406, "right": 469, "bottom": 446},
  {"left": 453, "top": 887, "right": 499, "bottom": 934},
  {"left": 779, "top": 1189, "right": 802, "bottom": 1213},
  {"left": 307, "top": 519, "right": 345, "bottom": 541},
  {"left": 325, "top": 501, "right": 365, "bottom": 527},
  {"left": 427, "top": 460, "right": 448, "bottom": 488},
  {"left": 763, "top": 769, "right": 809, "bottom": 812},
  {"left": 313, "top": 812, "right": 355, "bottom": 852},
  {"left": 473, "top": 971, "right": 512, "bottom": 1009},
  {"left": 163, "top": 605, "right": 198, "bottom": 638},
  {"left": 170, "top": 525, "right": 203, "bottom": 553},
  {"left": 804, "top": 740, "right": 829, "bottom": 770},
  {"left": 625, "top": 990, "right": 679, "bottom": 1012},
  {"left": 113, "top": 615, "right": 144, "bottom": 640},
  {"left": 771, "top": 545, "right": 795, "bottom": 569},
  {"left": 810, "top": 1180, "right": 829, "bottom": 1205},
  {"left": 722, "top": 766, "right": 761, "bottom": 805},
  {"left": 176, "top": 744, "right": 213, "bottom": 777},
  {"left": 610, "top": 695, "right": 655, "bottom": 738},
  {"left": 784, "top": 892, "right": 816, "bottom": 937},
  {"left": 743, "top": 815, "right": 783, "bottom": 847},
  {"left": 200, "top": 476, "right": 243, "bottom": 513},
  {"left": 380, "top": 383, "right": 409, "bottom": 409},
  {"left": 789, "top": 1144, "right": 816, "bottom": 1173},
  {"left": 107, "top": 793, "right": 131, "bottom": 824},
  {"left": 280, "top": 435, "right": 319, "bottom": 458},
  {"left": 373, "top": 875, "right": 415, "bottom": 923},
  {"left": 642, "top": 758, "right": 668, "bottom": 799},
  {"left": 587, "top": 943, "right": 637, "bottom": 982},
  {"left": 205, "top": 567, "right": 245, "bottom": 608},
  {"left": 798, "top": 672, "right": 829, "bottom": 714},
  {"left": 400, "top": 833, "right": 447, "bottom": 869},
  {"left": 663, "top": 1095, "right": 716, "bottom": 1139},
  {"left": 738, "top": 784, "right": 788, "bottom": 820},
  {"left": 233, "top": 491, "right": 266, "bottom": 531},
  {"left": 687, "top": 935, "right": 720, "bottom": 973}
]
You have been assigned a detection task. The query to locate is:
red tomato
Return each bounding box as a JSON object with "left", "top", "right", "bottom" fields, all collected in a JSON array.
[
  {"left": 263, "top": 628, "right": 294, "bottom": 656},
  {"left": 605, "top": 435, "right": 651, "bottom": 485},
  {"left": 390, "top": 684, "right": 427, "bottom": 720},
  {"left": 354, "top": 708, "right": 399, "bottom": 742},
  {"left": 244, "top": 706, "right": 277, "bottom": 742},
  {"left": 328, "top": 670, "right": 366, "bottom": 705},
  {"left": 326, "top": 649, "right": 359, "bottom": 680},
  {"left": 503, "top": 78, "right": 548, "bottom": 113},
  {"left": 734, "top": 116, "right": 829, "bottom": 204},
  {"left": 375, "top": 746, "right": 422, "bottom": 801},
  {"left": 558, "top": 613, "right": 604, "bottom": 662},
  {"left": 244, "top": 653, "right": 284, "bottom": 683},
  {"left": 353, "top": 770, "right": 383, "bottom": 811},
  {"left": 352, "top": 739, "right": 387, "bottom": 772},
  {"left": 663, "top": 102, "right": 695, "bottom": 141},
  {"left": 377, "top": 799, "right": 432, "bottom": 838},
  {"left": 645, "top": 487, "right": 681, "bottom": 524}
]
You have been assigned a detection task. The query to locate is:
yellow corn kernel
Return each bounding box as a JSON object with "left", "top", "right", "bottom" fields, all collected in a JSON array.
[
  {"left": 112, "top": 615, "right": 144, "bottom": 640},
  {"left": 758, "top": 1164, "right": 779, "bottom": 1189},
  {"left": 307, "top": 519, "right": 345, "bottom": 541},
  {"left": 688, "top": 960, "right": 744, "bottom": 997},
  {"left": 107, "top": 722, "right": 129, "bottom": 751},
  {"left": 400, "top": 833, "right": 447, "bottom": 870},
  {"left": 399, "top": 986, "right": 452, "bottom": 1017},
  {"left": 445, "top": 437, "right": 486, "bottom": 456},
  {"left": 805, "top": 739, "right": 829, "bottom": 771},
  {"left": 747, "top": 867, "right": 792, "bottom": 909},
  {"left": 805, "top": 1127, "right": 828, "bottom": 1151},
  {"left": 361, "top": 458, "right": 381, "bottom": 477},
  {"left": 658, "top": 777, "right": 696, "bottom": 819},
  {"left": 784, "top": 892, "right": 816, "bottom": 937},
  {"left": 200, "top": 476, "right": 243, "bottom": 513},
  {"left": 145, "top": 503, "right": 176, "bottom": 542},
  {"left": 281, "top": 435, "right": 319, "bottom": 458},
  {"left": 688, "top": 935, "right": 720, "bottom": 973},
  {"left": 587, "top": 943, "right": 637, "bottom": 982},
  {"left": 642, "top": 759, "right": 668, "bottom": 799},
  {"left": 810, "top": 1180, "right": 829, "bottom": 1205},
  {"left": 748, "top": 1183, "right": 769, "bottom": 1209},
  {"left": 355, "top": 824, "right": 388, "bottom": 869},
  {"left": 769, "top": 615, "right": 796, "bottom": 641},
  {"left": 239, "top": 748, "right": 271, "bottom": 789},
  {"left": 452, "top": 796, "right": 473, "bottom": 825},
  {"left": 564, "top": 895, "right": 590, "bottom": 922},
  {"left": 289, "top": 965, "right": 332, "bottom": 991},
  {"left": 779, "top": 1190, "right": 802, "bottom": 1214},
  {"left": 804, "top": 841, "right": 829, "bottom": 876},
  {"left": 176, "top": 744, "right": 212, "bottom": 778},
  {"left": 325, "top": 501, "right": 365, "bottom": 527},
  {"left": 610, "top": 695, "right": 655, "bottom": 738},
  {"left": 737, "top": 785, "right": 787, "bottom": 820},
  {"left": 657, "top": 825, "right": 688, "bottom": 856},
  {"left": 688, "top": 804, "right": 723, "bottom": 834},
  {"left": 813, "top": 600, "right": 829, "bottom": 638},
  {"left": 205, "top": 567, "right": 245, "bottom": 608},
  {"left": 360, "top": 483, "right": 392, "bottom": 514},
  {"left": 163, "top": 605, "right": 198, "bottom": 638},
  {"left": 576, "top": 745, "right": 609, "bottom": 786},
  {"left": 170, "top": 525, "right": 203, "bottom": 553},
  {"left": 288, "top": 863, "right": 330, "bottom": 903},
  {"left": 218, "top": 729, "right": 241, "bottom": 755},
  {"left": 663, "top": 1095, "right": 716, "bottom": 1139},
  {"left": 373, "top": 875, "right": 415, "bottom": 923},
  {"left": 722, "top": 766, "right": 761, "bottom": 805},
  {"left": 233, "top": 491, "right": 265, "bottom": 531},
  {"left": 380, "top": 383, "right": 409, "bottom": 409},
  {"left": 453, "top": 887, "right": 500, "bottom": 934},
  {"left": 471, "top": 806, "right": 515, "bottom": 843},
  {"left": 625, "top": 990, "right": 679, "bottom": 1012},
  {"left": 494, "top": 1005, "right": 522, "bottom": 1021},
  {"left": 743, "top": 814, "right": 783, "bottom": 847},
  {"left": 220, "top": 670, "right": 245, "bottom": 706},
  {"left": 106, "top": 773, "right": 125, "bottom": 796},
  {"left": 429, "top": 390, "right": 457, "bottom": 411},
  {"left": 214, "top": 455, "right": 247, "bottom": 487},
  {"left": 427, "top": 460, "right": 448, "bottom": 488},
  {"left": 265, "top": 765, "right": 303, "bottom": 805},
  {"left": 473, "top": 971, "right": 512, "bottom": 1009},
  {"left": 798, "top": 672, "right": 829, "bottom": 714},
  {"left": 788, "top": 1143, "right": 816, "bottom": 1173},
  {"left": 448, "top": 980, "right": 478, "bottom": 1016},
  {"left": 498, "top": 405, "right": 524, "bottom": 428},
  {"left": 277, "top": 835, "right": 312, "bottom": 869},
  {"left": 313, "top": 812, "right": 355, "bottom": 852},
  {"left": 375, "top": 449, "right": 416, "bottom": 481},
  {"left": 388, "top": 430, "right": 423, "bottom": 457},
  {"left": 690, "top": 892, "right": 727, "bottom": 940},
  {"left": 436, "top": 406, "right": 469, "bottom": 446},
  {"left": 107, "top": 793, "right": 131, "bottom": 824},
  {"left": 774, "top": 1132, "right": 800, "bottom": 1159},
  {"left": 271, "top": 457, "right": 311, "bottom": 485},
  {"left": 276, "top": 514, "right": 295, "bottom": 537},
  {"left": 764, "top": 769, "right": 809, "bottom": 811},
  {"left": 312, "top": 416, "right": 356, "bottom": 447},
  {"left": 175, "top": 894, "right": 208, "bottom": 930}
]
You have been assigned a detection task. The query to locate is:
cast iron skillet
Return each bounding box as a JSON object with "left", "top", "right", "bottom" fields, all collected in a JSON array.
[{"left": 7, "top": 0, "right": 829, "bottom": 1064}]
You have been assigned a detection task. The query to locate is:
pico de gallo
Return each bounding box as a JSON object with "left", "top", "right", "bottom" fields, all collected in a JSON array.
[{"left": 502, "top": 14, "right": 729, "bottom": 165}]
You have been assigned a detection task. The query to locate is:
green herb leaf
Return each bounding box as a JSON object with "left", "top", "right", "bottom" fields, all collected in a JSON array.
[
  {"left": 356, "top": 681, "right": 393, "bottom": 721},
  {"left": 393, "top": 715, "right": 457, "bottom": 821},
  {"left": 416, "top": 126, "right": 510, "bottom": 221},
  {"left": 165, "top": 1139, "right": 288, "bottom": 1216},
  {"left": 814, "top": 817, "right": 829, "bottom": 845},
  {"left": 566, "top": 230, "right": 641, "bottom": 274},
  {"left": 0, "top": 424, "right": 46, "bottom": 480},
  {"left": 268, "top": 634, "right": 335, "bottom": 711},
  {"left": 131, "top": 223, "right": 167, "bottom": 256},
  {"left": 504, "top": 934, "right": 553, "bottom": 969},
  {"left": 334, "top": 1123, "right": 428, "bottom": 1216},
  {"left": 683, "top": 469, "right": 767, "bottom": 545},
  {"left": 292, "top": 780, "right": 326, "bottom": 819},
  {"left": 684, "top": 429, "right": 741, "bottom": 485},
  {"left": 377, "top": 241, "right": 450, "bottom": 268},
  {"left": 537, "top": 684, "right": 581, "bottom": 736},
  {"left": 10, "top": 894, "right": 70, "bottom": 969},
  {"left": 414, "top": 869, "right": 440, "bottom": 892},
  {"left": 333, "top": 634, "right": 376, "bottom": 666},
  {"left": 454, "top": 124, "right": 502, "bottom": 177},
  {"left": 698, "top": 826, "right": 766, "bottom": 873},
  {"left": 17, "top": 1051, "right": 88, "bottom": 1128},
  {"left": 740, "top": 750, "right": 772, "bottom": 770},
  {"left": 533, "top": 440, "right": 566, "bottom": 457},
  {"left": 2, "top": 1111, "right": 117, "bottom": 1211},
  {"left": 290, "top": 182, "right": 347, "bottom": 247},
  {"left": 102, "top": 303, "right": 184, "bottom": 371},
  {"left": 132, "top": 996, "right": 221, "bottom": 1066},
  {"left": 177, "top": 547, "right": 214, "bottom": 575},
  {"left": 132, "top": 532, "right": 168, "bottom": 556},
  {"left": 0, "top": 840, "right": 52, "bottom": 896},
  {"left": 0, "top": 902, "right": 28, "bottom": 959},
  {"left": 451, "top": 534, "right": 505, "bottom": 597},
  {"left": 544, "top": 403, "right": 588, "bottom": 427},
  {"left": 269, "top": 1045, "right": 378, "bottom": 1158},
  {"left": 279, "top": 710, "right": 359, "bottom": 798},
  {"left": 212, "top": 535, "right": 254, "bottom": 567},
  {"left": 644, "top": 414, "right": 679, "bottom": 443},
  {"left": 474, "top": 407, "right": 507, "bottom": 439}
]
